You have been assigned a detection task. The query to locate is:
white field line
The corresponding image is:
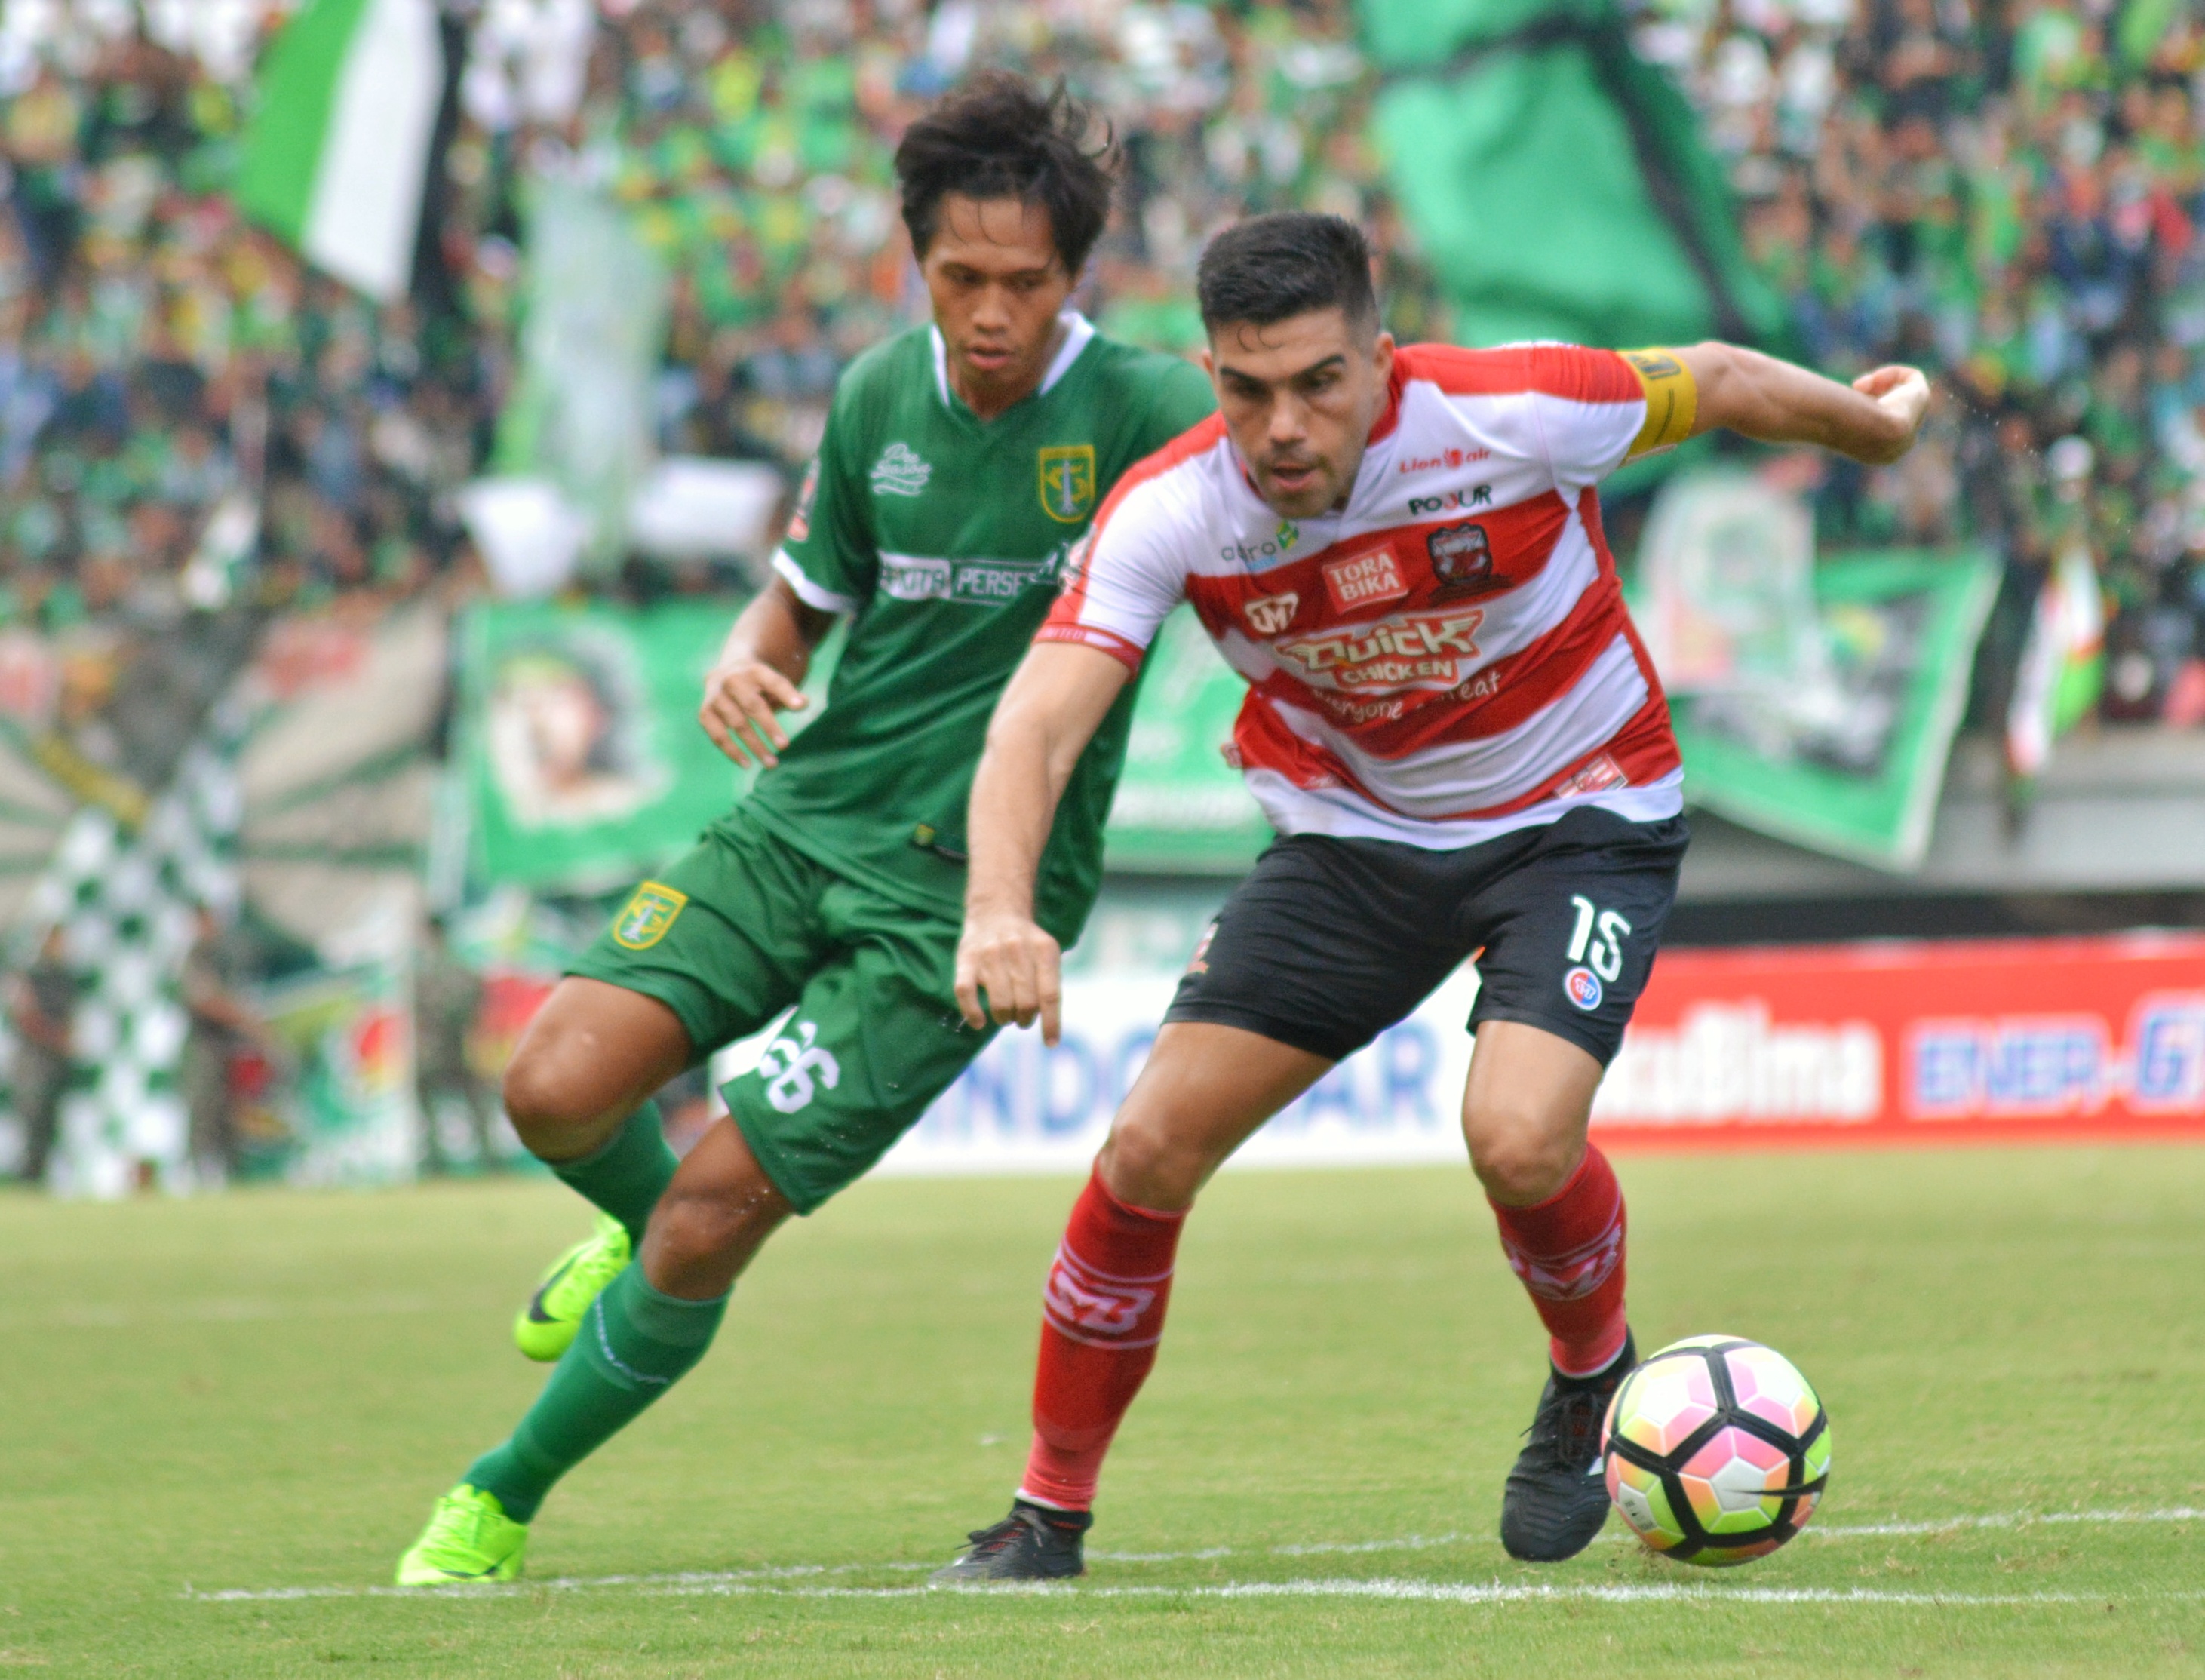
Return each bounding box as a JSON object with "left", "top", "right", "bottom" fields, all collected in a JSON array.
[
  {"left": 184, "top": 1506, "right": 2205, "bottom": 1605},
  {"left": 1803, "top": 1506, "right": 2205, "bottom": 1539},
  {"left": 186, "top": 1576, "right": 2196, "bottom": 1610}
]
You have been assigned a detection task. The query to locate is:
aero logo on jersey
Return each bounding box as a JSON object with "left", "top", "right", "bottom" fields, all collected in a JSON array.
[
  {"left": 759, "top": 1019, "right": 841, "bottom": 1113},
  {"left": 1322, "top": 549, "right": 1409, "bottom": 611},
  {"left": 1276, "top": 609, "right": 1485, "bottom": 690},
  {"left": 1038, "top": 444, "right": 1097, "bottom": 523},
  {"left": 611, "top": 883, "right": 687, "bottom": 949},
  {"left": 1243, "top": 591, "right": 1299, "bottom": 635}
]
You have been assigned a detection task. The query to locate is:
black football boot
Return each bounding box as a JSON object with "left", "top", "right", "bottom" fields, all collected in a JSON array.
[
  {"left": 1499, "top": 1331, "right": 1638, "bottom": 1562},
  {"left": 929, "top": 1500, "right": 1092, "bottom": 1585}
]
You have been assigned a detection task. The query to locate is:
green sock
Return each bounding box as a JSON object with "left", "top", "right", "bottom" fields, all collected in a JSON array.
[
  {"left": 465, "top": 1264, "right": 726, "bottom": 1523},
  {"left": 550, "top": 1103, "right": 678, "bottom": 1246}
]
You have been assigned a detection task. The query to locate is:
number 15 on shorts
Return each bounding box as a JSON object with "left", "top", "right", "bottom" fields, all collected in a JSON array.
[{"left": 1563, "top": 894, "right": 1632, "bottom": 1012}]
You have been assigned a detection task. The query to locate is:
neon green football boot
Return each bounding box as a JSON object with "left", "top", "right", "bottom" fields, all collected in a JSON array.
[
  {"left": 514, "top": 1212, "right": 631, "bottom": 1362},
  {"left": 394, "top": 1485, "right": 527, "bottom": 1585}
]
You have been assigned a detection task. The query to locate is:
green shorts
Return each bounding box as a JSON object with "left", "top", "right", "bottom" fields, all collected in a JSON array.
[{"left": 568, "top": 806, "right": 995, "bottom": 1214}]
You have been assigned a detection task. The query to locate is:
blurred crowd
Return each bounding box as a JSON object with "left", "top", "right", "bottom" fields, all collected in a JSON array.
[
  {"left": 0, "top": 29, "right": 478, "bottom": 639},
  {"left": 0, "top": 0, "right": 1420, "bottom": 643},
  {"left": 1664, "top": 0, "right": 2205, "bottom": 724},
  {"left": 5, "top": 0, "right": 2205, "bottom": 733}
]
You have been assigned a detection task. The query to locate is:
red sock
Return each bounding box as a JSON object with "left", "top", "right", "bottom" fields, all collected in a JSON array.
[
  {"left": 1018, "top": 1166, "right": 1187, "bottom": 1512},
  {"left": 1488, "top": 1144, "right": 1629, "bottom": 1378}
]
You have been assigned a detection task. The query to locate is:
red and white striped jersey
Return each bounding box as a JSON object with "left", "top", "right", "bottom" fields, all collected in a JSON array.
[{"left": 1039, "top": 342, "right": 1693, "bottom": 849}]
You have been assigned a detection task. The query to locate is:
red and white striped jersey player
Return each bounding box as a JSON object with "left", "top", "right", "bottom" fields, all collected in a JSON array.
[{"left": 935, "top": 211, "right": 1929, "bottom": 1587}]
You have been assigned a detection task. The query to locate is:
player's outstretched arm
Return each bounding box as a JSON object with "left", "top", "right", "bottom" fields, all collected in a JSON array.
[
  {"left": 957, "top": 642, "right": 1132, "bottom": 1046},
  {"left": 1675, "top": 342, "right": 1929, "bottom": 466},
  {"left": 699, "top": 577, "right": 837, "bottom": 769}
]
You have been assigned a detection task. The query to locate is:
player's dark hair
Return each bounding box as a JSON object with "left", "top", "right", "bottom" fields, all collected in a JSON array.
[
  {"left": 1196, "top": 212, "right": 1380, "bottom": 337},
  {"left": 895, "top": 72, "right": 1116, "bottom": 276}
]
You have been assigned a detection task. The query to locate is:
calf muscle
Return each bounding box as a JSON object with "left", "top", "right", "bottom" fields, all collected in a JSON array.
[{"left": 640, "top": 1118, "right": 794, "bottom": 1298}]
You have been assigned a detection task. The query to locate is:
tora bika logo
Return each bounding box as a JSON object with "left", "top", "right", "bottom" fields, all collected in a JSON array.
[{"left": 758, "top": 1019, "right": 841, "bottom": 1113}]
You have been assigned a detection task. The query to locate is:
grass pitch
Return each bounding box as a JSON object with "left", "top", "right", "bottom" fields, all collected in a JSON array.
[{"left": 5, "top": 1147, "right": 2205, "bottom": 1677}]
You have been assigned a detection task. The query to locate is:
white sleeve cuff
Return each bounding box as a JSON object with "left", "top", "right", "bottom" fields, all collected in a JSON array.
[{"left": 772, "top": 548, "right": 860, "bottom": 614}]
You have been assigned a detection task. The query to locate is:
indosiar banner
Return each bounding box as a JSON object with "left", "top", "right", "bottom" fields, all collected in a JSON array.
[
  {"left": 712, "top": 932, "right": 2205, "bottom": 1175},
  {"left": 459, "top": 599, "right": 751, "bottom": 893},
  {"left": 874, "top": 962, "right": 1484, "bottom": 1177}
]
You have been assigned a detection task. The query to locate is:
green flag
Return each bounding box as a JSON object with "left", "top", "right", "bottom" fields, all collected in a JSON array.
[
  {"left": 235, "top": 0, "right": 447, "bottom": 301},
  {"left": 1358, "top": 0, "right": 1788, "bottom": 358}
]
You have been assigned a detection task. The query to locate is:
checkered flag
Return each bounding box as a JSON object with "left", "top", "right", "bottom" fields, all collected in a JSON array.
[{"left": 32, "top": 717, "right": 244, "bottom": 1197}]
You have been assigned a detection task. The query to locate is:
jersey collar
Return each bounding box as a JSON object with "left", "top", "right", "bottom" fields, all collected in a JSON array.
[{"left": 929, "top": 311, "right": 1096, "bottom": 413}]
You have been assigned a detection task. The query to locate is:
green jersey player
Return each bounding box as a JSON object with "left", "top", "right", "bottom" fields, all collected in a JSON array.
[{"left": 395, "top": 74, "right": 1214, "bottom": 1586}]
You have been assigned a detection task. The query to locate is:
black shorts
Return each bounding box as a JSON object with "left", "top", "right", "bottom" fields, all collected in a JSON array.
[{"left": 1164, "top": 806, "right": 1690, "bottom": 1067}]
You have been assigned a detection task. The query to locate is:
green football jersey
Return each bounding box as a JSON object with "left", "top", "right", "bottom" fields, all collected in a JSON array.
[{"left": 745, "top": 314, "right": 1216, "bottom": 941}]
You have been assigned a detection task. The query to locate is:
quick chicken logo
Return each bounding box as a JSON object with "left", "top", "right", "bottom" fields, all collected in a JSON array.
[{"left": 1275, "top": 610, "right": 1485, "bottom": 691}]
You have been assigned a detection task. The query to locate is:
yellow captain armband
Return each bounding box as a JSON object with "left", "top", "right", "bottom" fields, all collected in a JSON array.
[{"left": 1622, "top": 349, "right": 1697, "bottom": 458}]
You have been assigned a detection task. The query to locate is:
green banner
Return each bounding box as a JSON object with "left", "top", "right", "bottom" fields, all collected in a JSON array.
[
  {"left": 1663, "top": 551, "right": 2000, "bottom": 870},
  {"left": 249, "top": 955, "right": 415, "bottom": 1187},
  {"left": 1104, "top": 607, "right": 1270, "bottom": 874},
  {"left": 461, "top": 598, "right": 751, "bottom": 892}
]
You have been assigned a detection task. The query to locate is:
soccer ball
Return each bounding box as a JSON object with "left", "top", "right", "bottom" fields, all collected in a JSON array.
[{"left": 1601, "top": 1334, "right": 1830, "bottom": 1567}]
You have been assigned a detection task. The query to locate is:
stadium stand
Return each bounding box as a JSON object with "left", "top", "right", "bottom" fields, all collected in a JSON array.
[{"left": 3, "top": 1, "right": 2203, "bottom": 735}]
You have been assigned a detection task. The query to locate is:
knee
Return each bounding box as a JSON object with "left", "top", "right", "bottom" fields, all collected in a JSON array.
[
  {"left": 1464, "top": 1104, "right": 1580, "bottom": 1207},
  {"left": 1098, "top": 1116, "right": 1208, "bottom": 1212},
  {"left": 500, "top": 1042, "right": 600, "bottom": 1159}
]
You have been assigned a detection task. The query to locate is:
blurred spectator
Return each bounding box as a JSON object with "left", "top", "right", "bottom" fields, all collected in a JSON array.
[
  {"left": 413, "top": 912, "right": 500, "bottom": 1175},
  {"left": 180, "top": 902, "right": 261, "bottom": 1186},
  {"left": 6, "top": 926, "right": 76, "bottom": 1184}
]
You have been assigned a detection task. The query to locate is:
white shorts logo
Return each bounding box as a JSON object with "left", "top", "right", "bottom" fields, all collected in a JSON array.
[{"left": 759, "top": 1019, "right": 841, "bottom": 1113}]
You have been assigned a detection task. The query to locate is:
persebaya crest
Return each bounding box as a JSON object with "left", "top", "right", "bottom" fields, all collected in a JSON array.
[
  {"left": 1038, "top": 444, "right": 1097, "bottom": 523},
  {"left": 612, "top": 882, "right": 688, "bottom": 949}
]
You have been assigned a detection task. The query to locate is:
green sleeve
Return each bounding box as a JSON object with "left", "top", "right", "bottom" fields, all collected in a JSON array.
[
  {"left": 775, "top": 387, "right": 874, "bottom": 611},
  {"left": 1132, "top": 355, "right": 1218, "bottom": 456}
]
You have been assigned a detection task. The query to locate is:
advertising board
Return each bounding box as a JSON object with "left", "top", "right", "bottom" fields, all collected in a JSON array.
[{"left": 854, "top": 932, "right": 2205, "bottom": 1176}]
